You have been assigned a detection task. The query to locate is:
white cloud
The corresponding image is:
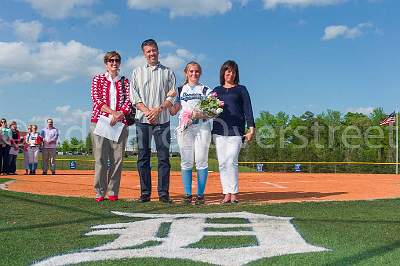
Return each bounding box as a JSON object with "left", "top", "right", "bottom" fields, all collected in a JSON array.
[
  {"left": 162, "top": 54, "right": 187, "bottom": 70},
  {"left": 89, "top": 12, "right": 119, "bottom": 26},
  {"left": 239, "top": 0, "right": 251, "bottom": 6},
  {"left": 35, "top": 107, "right": 90, "bottom": 127},
  {"left": 0, "top": 72, "right": 35, "bottom": 86},
  {"left": 158, "top": 40, "right": 177, "bottom": 48},
  {"left": 28, "top": 106, "right": 91, "bottom": 140},
  {"left": 124, "top": 56, "right": 146, "bottom": 72},
  {"left": 126, "top": 0, "right": 232, "bottom": 17},
  {"left": 346, "top": 107, "right": 375, "bottom": 115},
  {"left": 54, "top": 107, "right": 90, "bottom": 126},
  {"left": 55, "top": 105, "right": 71, "bottom": 113},
  {"left": 25, "top": 0, "right": 96, "bottom": 19},
  {"left": 176, "top": 48, "right": 194, "bottom": 59},
  {"left": 12, "top": 20, "right": 43, "bottom": 42},
  {"left": 0, "top": 40, "right": 104, "bottom": 85},
  {"left": 322, "top": 22, "right": 374, "bottom": 40},
  {"left": 263, "top": 0, "right": 345, "bottom": 9}
]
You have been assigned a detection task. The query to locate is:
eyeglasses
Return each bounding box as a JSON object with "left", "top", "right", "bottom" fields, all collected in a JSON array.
[{"left": 107, "top": 59, "right": 120, "bottom": 64}]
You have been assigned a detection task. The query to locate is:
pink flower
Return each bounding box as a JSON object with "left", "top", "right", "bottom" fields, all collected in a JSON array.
[
  {"left": 179, "top": 110, "right": 193, "bottom": 131},
  {"left": 219, "top": 100, "right": 224, "bottom": 107},
  {"left": 211, "top": 92, "right": 218, "bottom": 97}
]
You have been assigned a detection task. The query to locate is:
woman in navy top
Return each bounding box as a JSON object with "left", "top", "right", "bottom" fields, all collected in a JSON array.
[{"left": 212, "top": 60, "right": 255, "bottom": 203}]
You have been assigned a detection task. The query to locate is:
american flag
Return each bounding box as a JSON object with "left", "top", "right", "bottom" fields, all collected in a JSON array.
[{"left": 379, "top": 112, "right": 396, "bottom": 126}]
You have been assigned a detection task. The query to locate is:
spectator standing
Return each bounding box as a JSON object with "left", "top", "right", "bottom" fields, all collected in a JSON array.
[
  {"left": 41, "top": 119, "right": 59, "bottom": 175},
  {"left": 8, "top": 121, "right": 20, "bottom": 175},
  {"left": 0, "top": 118, "right": 11, "bottom": 175},
  {"left": 23, "top": 125, "right": 32, "bottom": 175},
  {"left": 27, "top": 125, "right": 42, "bottom": 175}
]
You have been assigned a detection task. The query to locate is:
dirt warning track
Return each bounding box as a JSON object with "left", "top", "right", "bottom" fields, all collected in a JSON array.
[{"left": 2, "top": 170, "right": 400, "bottom": 203}]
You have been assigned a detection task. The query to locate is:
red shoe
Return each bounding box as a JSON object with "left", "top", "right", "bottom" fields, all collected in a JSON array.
[
  {"left": 108, "top": 195, "right": 118, "bottom": 201},
  {"left": 95, "top": 197, "right": 105, "bottom": 203}
]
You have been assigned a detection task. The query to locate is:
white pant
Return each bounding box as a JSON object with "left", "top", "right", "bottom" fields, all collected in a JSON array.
[
  {"left": 178, "top": 123, "right": 211, "bottom": 170},
  {"left": 214, "top": 135, "right": 242, "bottom": 194},
  {"left": 28, "top": 146, "right": 39, "bottom": 164},
  {"left": 23, "top": 150, "right": 29, "bottom": 169}
]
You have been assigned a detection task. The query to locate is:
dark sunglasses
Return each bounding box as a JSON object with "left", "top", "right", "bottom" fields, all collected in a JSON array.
[{"left": 108, "top": 59, "right": 120, "bottom": 64}]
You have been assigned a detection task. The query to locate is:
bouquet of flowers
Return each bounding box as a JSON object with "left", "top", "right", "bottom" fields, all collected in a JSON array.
[
  {"left": 197, "top": 92, "right": 224, "bottom": 118},
  {"left": 178, "top": 92, "right": 224, "bottom": 132}
]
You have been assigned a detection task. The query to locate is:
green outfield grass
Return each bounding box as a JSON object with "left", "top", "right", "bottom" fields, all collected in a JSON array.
[
  {"left": 14, "top": 155, "right": 256, "bottom": 172},
  {"left": 1, "top": 189, "right": 400, "bottom": 265},
  {"left": 0, "top": 178, "right": 14, "bottom": 184}
]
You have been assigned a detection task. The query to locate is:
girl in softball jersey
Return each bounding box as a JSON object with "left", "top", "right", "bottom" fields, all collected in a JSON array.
[
  {"left": 26, "top": 125, "right": 42, "bottom": 175},
  {"left": 169, "top": 61, "right": 212, "bottom": 204}
]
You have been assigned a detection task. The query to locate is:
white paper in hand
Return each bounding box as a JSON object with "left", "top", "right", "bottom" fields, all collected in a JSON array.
[{"left": 93, "top": 115, "right": 124, "bottom": 142}]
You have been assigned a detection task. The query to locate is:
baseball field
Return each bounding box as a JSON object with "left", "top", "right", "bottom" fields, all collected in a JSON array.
[{"left": 1, "top": 170, "right": 400, "bottom": 265}]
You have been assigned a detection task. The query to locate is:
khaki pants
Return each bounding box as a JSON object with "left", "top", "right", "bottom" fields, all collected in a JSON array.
[
  {"left": 42, "top": 148, "right": 57, "bottom": 172},
  {"left": 91, "top": 123, "right": 128, "bottom": 198}
]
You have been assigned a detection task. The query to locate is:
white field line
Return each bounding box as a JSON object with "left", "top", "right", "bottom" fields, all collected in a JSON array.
[
  {"left": 0, "top": 180, "right": 16, "bottom": 190},
  {"left": 260, "top": 182, "right": 287, "bottom": 189},
  {"left": 204, "top": 231, "right": 256, "bottom": 236}
]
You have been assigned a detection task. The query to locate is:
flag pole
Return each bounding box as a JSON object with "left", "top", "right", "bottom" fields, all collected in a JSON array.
[{"left": 396, "top": 108, "right": 399, "bottom": 174}]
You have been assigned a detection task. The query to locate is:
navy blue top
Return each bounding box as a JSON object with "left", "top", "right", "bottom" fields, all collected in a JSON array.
[{"left": 212, "top": 85, "right": 255, "bottom": 136}]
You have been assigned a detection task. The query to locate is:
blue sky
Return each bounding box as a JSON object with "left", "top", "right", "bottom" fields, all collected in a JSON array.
[{"left": 0, "top": 0, "right": 399, "bottom": 142}]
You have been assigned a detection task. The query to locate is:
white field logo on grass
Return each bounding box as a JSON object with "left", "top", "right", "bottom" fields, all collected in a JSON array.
[{"left": 33, "top": 212, "right": 328, "bottom": 266}]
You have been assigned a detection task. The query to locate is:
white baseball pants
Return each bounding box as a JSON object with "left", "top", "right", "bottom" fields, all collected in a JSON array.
[
  {"left": 177, "top": 123, "right": 211, "bottom": 170},
  {"left": 213, "top": 135, "right": 242, "bottom": 194}
]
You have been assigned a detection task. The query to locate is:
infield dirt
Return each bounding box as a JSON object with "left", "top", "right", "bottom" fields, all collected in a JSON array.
[{"left": 3, "top": 170, "right": 400, "bottom": 204}]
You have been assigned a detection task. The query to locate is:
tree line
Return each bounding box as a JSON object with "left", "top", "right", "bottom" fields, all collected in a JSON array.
[
  {"left": 58, "top": 108, "right": 398, "bottom": 173},
  {"left": 237, "top": 108, "right": 398, "bottom": 173},
  {"left": 57, "top": 135, "right": 92, "bottom": 154}
]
